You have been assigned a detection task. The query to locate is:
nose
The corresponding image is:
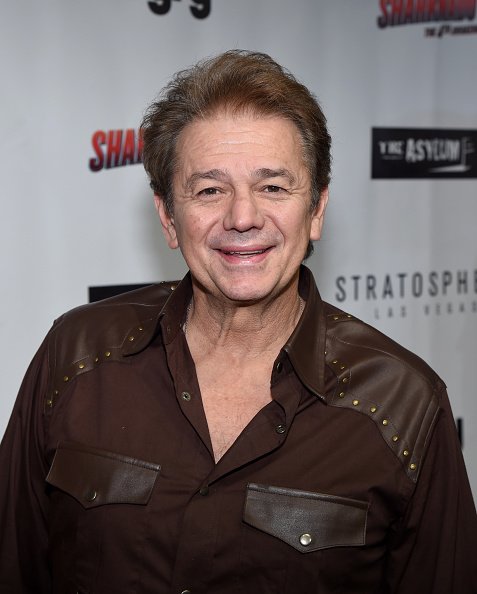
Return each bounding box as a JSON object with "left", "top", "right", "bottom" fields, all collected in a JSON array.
[{"left": 223, "top": 190, "right": 265, "bottom": 232}]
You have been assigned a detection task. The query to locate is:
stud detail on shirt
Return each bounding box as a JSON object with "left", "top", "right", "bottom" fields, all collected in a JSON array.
[{"left": 326, "top": 348, "right": 415, "bottom": 481}]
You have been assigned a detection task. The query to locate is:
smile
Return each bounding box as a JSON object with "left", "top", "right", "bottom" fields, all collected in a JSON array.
[
  {"left": 217, "top": 246, "right": 273, "bottom": 264},
  {"left": 222, "top": 249, "right": 267, "bottom": 256}
]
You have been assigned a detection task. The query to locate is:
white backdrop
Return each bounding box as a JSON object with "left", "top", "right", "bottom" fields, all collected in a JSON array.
[{"left": 1, "top": 0, "right": 476, "bottom": 498}]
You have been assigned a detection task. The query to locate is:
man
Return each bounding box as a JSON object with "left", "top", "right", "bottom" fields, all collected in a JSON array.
[{"left": 0, "top": 50, "right": 476, "bottom": 593}]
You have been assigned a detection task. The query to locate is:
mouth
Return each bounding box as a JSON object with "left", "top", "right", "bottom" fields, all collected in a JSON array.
[
  {"left": 221, "top": 249, "right": 268, "bottom": 257},
  {"left": 217, "top": 246, "right": 273, "bottom": 263}
]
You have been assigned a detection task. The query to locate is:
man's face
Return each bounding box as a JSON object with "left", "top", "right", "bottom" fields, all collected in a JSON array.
[{"left": 156, "top": 113, "right": 328, "bottom": 304}]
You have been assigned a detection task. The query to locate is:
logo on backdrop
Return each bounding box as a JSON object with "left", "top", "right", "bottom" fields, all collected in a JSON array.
[
  {"left": 89, "top": 129, "right": 143, "bottom": 172},
  {"left": 334, "top": 267, "right": 477, "bottom": 321},
  {"left": 377, "top": 0, "right": 477, "bottom": 36},
  {"left": 148, "top": 0, "right": 210, "bottom": 19},
  {"left": 371, "top": 128, "right": 477, "bottom": 179}
]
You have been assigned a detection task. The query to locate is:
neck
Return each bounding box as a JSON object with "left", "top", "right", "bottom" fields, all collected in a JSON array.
[{"left": 184, "top": 277, "right": 304, "bottom": 360}]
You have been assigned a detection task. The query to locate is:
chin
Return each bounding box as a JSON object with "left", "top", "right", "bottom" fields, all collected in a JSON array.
[{"left": 215, "top": 280, "right": 273, "bottom": 304}]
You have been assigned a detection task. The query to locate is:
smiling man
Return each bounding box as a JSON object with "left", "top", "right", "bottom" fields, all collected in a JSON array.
[
  {"left": 1, "top": 50, "right": 476, "bottom": 593},
  {"left": 153, "top": 112, "right": 326, "bottom": 461}
]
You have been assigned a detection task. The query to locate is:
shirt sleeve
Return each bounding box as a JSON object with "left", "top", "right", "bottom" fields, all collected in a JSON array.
[
  {"left": 384, "top": 385, "right": 477, "bottom": 594},
  {"left": 0, "top": 337, "right": 52, "bottom": 593}
]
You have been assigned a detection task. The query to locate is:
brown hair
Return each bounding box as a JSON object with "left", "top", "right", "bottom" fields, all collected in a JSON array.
[{"left": 141, "top": 51, "right": 330, "bottom": 258}]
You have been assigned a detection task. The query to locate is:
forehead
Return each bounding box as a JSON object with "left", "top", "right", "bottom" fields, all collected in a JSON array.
[{"left": 174, "top": 113, "right": 307, "bottom": 174}]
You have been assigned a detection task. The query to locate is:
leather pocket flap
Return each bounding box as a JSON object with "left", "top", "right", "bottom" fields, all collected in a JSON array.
[
  {"left": 46, "top": 441, "right": 161, "bottom": 509},
  {"left": 244, "top": 483, "right": 368, "bottom": 552}
]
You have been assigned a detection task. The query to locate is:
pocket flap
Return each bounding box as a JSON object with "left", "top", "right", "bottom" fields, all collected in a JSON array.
[
  {"left": 244, "top": 483, "right": 368, "bottom": 552},
  {"left": 46, "top": 441, "right": 161, "bottom": 509}
]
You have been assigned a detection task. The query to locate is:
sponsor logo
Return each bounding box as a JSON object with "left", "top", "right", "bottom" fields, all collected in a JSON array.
[
  {"left": 372, "top": 128, "right": 477, "bottom": 179},
  {"left": 89, "top": 129, "right": 143, "bottom": 172},
  {"left": 148, "top": 0, "right": 210, "bottom": 19},
  {"left": 377, "top": 0, "right": 477, "bottom": 36},
  {"left": 334, "top": 267, "right": 477, "bottom": 320},
  {"left": 377, "top": 0, "right": 476, "bottom": 27}
]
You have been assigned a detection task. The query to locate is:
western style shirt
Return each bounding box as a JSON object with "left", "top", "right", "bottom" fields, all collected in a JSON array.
[{"left": 0, "top": 267, "right": 476, "bottom": 593}]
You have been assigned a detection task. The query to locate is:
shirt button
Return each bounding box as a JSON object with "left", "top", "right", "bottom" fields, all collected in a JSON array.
[
  {"left": 199, "top": 486, "right": 209, "bottom": 496},
  {"left": 181, "top": 391, "right": 192, "bottom": 401},
  {"left": 275, "top": 424, "right": 286, "bottom": 434},
  {"left": 85, "top": 490, "right": 97, "bottom": 502},
  {"left": 180, "top": 590, "right": 191, "bottom": 594},
  {"left": 300, "top": 533, "right": 313, "bottom": 546},
  {"left": 275, "top": 361, "right": 283, "bottom": 373}
]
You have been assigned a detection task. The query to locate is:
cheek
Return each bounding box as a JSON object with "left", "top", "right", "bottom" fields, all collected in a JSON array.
[
  {"left": 274, "top": 211, "right": 311, "bottom": 242},
  {"left": 177, "top": 211, "right": 213, "bottom": 246}
]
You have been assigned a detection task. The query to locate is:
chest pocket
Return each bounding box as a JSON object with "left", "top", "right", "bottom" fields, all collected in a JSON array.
[
  {"left": 46, "top": 441, "right": 161, "bottom": 593},
  {"left": 243, "top": 483, "right": 368, "bottom": 553},
  {"left": 46, "top": 441, "right": 161, "bottom": 508}
]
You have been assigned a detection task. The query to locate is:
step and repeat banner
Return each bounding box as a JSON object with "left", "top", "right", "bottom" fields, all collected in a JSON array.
[{"left": 1, "top": 0, "right": 476, "bottom": 497}]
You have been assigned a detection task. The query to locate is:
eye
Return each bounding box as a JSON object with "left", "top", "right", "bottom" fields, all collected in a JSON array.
[
  {"left": 197, "top": 187, "right": 220, "bottom": 196},
  {"left": 263, "top": 185, "right": 286, "bottom": 193}
]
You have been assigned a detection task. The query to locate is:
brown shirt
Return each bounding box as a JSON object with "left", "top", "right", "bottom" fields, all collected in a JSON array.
[{"left": 1, "top": 267, "right": 476, "bottom": 594}]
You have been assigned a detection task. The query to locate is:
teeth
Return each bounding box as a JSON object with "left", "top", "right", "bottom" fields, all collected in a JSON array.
[{"left": 226, "top": 250, "right": 265, "bottom": 255}]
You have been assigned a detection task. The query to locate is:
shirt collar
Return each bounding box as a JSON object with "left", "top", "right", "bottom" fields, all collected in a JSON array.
[
  {"left": 282, "top": 266, "right": 327, "bottom": 400},
  {"left": 159, "top": 273, "right": 193, "bottom": 346},
  {"left": 158, "top": 266, "right": 327, "bottom": 399}
]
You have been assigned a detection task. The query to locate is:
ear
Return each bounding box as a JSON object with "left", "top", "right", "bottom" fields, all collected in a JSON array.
[
  {"left": 154, "top": 195, "right": 179, "bottom": 249},
  {"left": 309, "top": 188, "right": 329, "bottom": 241}
]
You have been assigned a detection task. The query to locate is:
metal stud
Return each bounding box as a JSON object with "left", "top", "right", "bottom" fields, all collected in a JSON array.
[
  {"left": 382, "top": 419, "right": 389, "bottom": 426},
  {"left": 63, "top": 376, "right": 69, "bottom": 382},
  {"left": 78, "top": 363, "right": 85, "bottom": 369},
  {"left": 352, "top": 399, "right": 359, "bottom": 406},
  {"left": 138, "top": 326, "right": 144, "bottom": 331},
  {"left": 339, "top": 392, "right": 345, "bottom": 398},
  {"left": 392, "top": 435, "right": 399, "bottom": 442},
  {"left": 46, "top": 399, "right": 53, "bottom": 407},
  {"left": 94, "top": 357, "right": 99, "bottom": 363},
  {"left": 333, "top": 315, "right": 340, "bottom": 321},
  {"left": 342, "top": 377, "right": 349, "bottom": 383},
  {"left": 340, "top": 365, "right": 345, "bottom": 370},
  {"left": 299, "top": 533, "right": 312, "bottom": 546},
  {"left": 128, "top": 336, "right": 135, "bottom": 342},
  {"left": 370, "top": 406, "right": 377, "bottom": 413},
  {"left": 332, "top": 360, "right": 338, "bottom": 364},
  {"left": 410, "top": 463, "right": 417, "bottom": 471},
  {"left": 105, "top": 351, "right": 111, "bottom": 357},
  {"left": 403, "top": 450, "right": 410, "bottom": 457}
]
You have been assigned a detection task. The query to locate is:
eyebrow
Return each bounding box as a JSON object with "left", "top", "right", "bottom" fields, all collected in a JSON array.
[
  {"left": 185, "top": 169, "right": 228, "bottom": 191},
  {"left": 253, "top": 168, "right": 296, "bottom": 185},
  {"left": 186, "top": 167, "right": 296, "bottom": 190}
]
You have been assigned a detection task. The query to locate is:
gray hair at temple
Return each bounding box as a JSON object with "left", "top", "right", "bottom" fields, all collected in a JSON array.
[{"left": 141, "top": 49, "right": 331, "bottom": 258}]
